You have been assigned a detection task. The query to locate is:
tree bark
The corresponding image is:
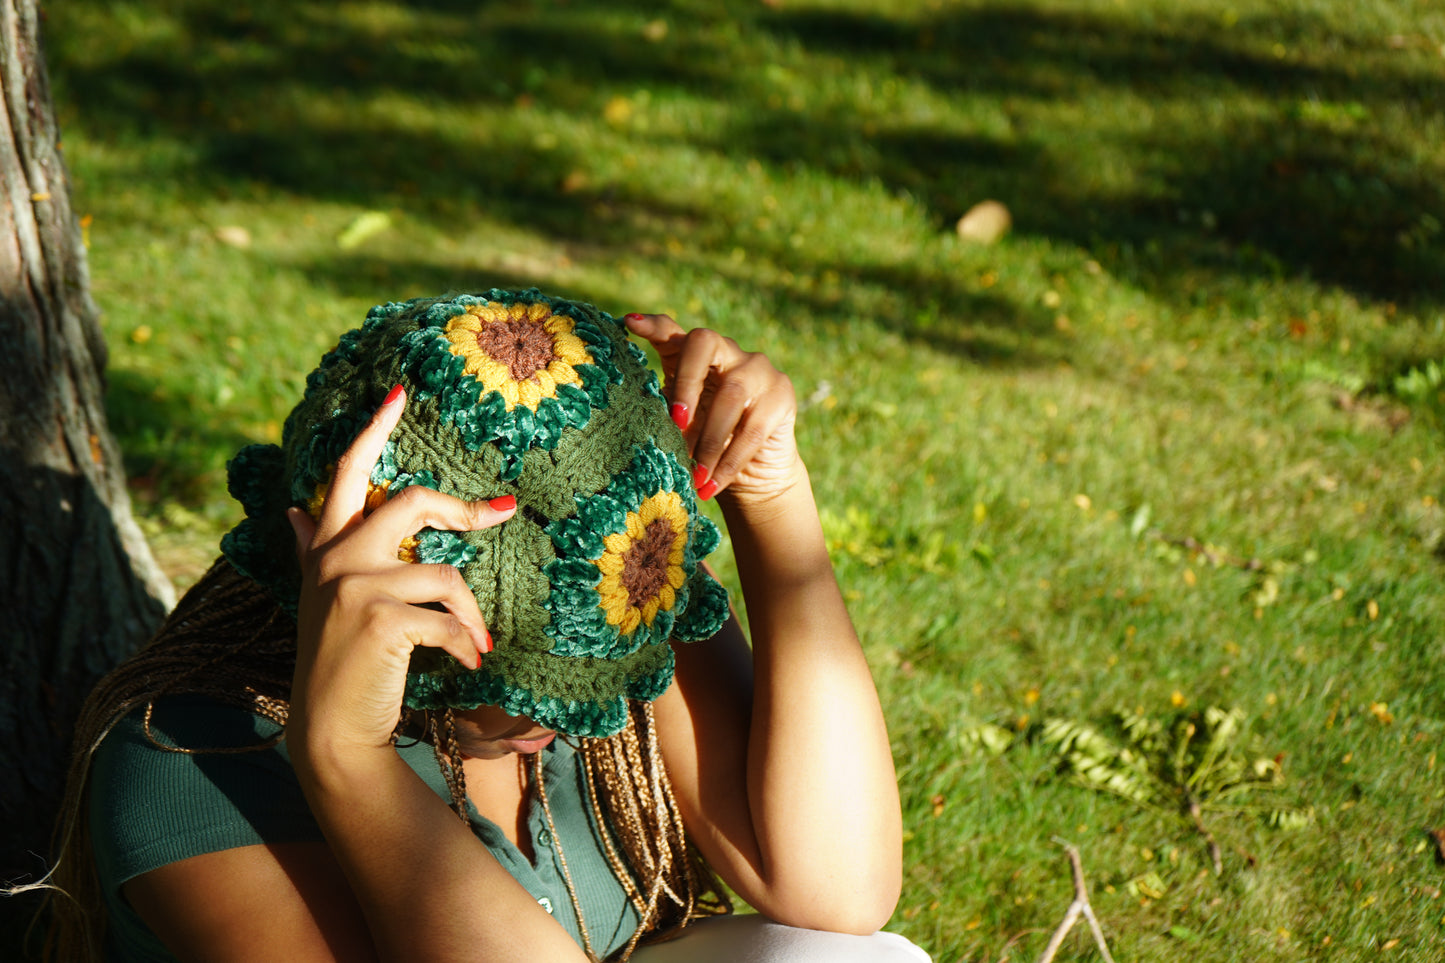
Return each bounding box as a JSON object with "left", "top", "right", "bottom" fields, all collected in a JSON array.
[{"left": 0, "top": 0, "right": 174, "bottom": 950}]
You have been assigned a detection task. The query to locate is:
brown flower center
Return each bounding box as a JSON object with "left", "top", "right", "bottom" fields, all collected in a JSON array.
[
  {"left": 620, "top": 520, "right": 676, "bottom": 603},
  {"left": 475, "top": 319, "right": 556, "bottom": 382}
]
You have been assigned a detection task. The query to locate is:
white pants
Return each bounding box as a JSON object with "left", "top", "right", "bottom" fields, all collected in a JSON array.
[{"left": 629, "top": 915, "right": 932, "bottom": 962}]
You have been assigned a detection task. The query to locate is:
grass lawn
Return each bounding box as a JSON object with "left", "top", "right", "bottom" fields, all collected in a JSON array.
[{"left": 48, "top": 0, "right": 1445, "bottom": 959}]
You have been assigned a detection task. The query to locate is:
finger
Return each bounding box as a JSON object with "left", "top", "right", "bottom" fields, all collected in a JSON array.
[
  {"left": 621, "top": 312, "right": 687, "bottom": 354},
  {"left": 287, "top": 507, "right": 318, "bottom": 566},
  {"left": 689, "top": 367, "right": 751, "bottom": 491},
  {"left": 705, "top": 387, "right": 794, "bottom": 496},
  {"left": 668, "top": 328, "right": 739, "bottom": 445},
  {"left": 392, "top": 602, "right": 490, "bottom": 670},
  {"left": 317, "top": 384, "right": 406, "bottom": 541},
  {"left": 352, "top": 487, "right": 517, "bottom": 563},
  {"left": 623, "top": 313, "right": 695, "bottom": 431},
  {"left": 374, "top": 563, "right": 493, "bottom": 657}
]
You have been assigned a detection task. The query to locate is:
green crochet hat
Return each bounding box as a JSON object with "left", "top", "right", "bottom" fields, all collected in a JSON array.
[{"left": 221, "top": 289, "right": 730, "bottom": 738}]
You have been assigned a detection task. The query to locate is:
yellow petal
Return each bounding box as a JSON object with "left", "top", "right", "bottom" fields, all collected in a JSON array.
[
  {"left": 532, "top": 369, "right": 557, "bottom": 397},
  {"left": 604, "top": 532, "right": 632, "bottom": 555},
  {"left": 620, "top": 608, "right": 641, "bottom": 633},
  {"left": 553, "top": 332, "right": 590, "bottom": 365},
  {"left": 666, "top": 565, "right": 686, "bottom": 589},
  {"left": 527, "top": 302, "right": 551, "bottom": 321},
  {"left": 517, "top": 378, "right": 543, "bottom": 409},
  {"left": 626, "top": 512, "right": 646, "bottom": 540},
  {"left": 498, "top": 379, "right": 521, "bottom": 410},
  {"left": 641, "top": 597, "right": 661, "bottom": 624},
  {"left": 547, "top": 359, "right": 582, "bottom": 388},
  {"left": 595, "top": 553, "right": 625, "bottom": 575},
  {"left": 657, "top": 584, "right": 675, "bottom": 611}
]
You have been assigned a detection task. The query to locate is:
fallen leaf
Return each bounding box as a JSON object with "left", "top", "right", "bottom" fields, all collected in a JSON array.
[
  {"left": 603, "top": 96, "right": 633, "bottom": 126},
  {"left": 337, "top": 211, "right": 391, "bottom": 250},
  {"left": 561, "top": 170, "right": 590, "bottom": 194}
]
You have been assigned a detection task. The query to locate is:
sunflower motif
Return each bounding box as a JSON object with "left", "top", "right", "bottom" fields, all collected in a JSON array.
[
  {"left": 394, "top": 294, "right": 622, "bottom": 481},
  {"left": 593, "top": 490, "right": 689, "bottom": 634},
  {"left": 544, "top": 444, "right": 712, "bottom": 660},
  {"left": 442, "top": 301, "right": 594, "bottom": 412}
]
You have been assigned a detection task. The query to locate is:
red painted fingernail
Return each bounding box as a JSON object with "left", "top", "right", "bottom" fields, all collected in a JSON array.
[
  {"left": 382, "top": 383, "right": 404, "bottom": 407},
  {"left": 693, "top": 463, "right": 710, "bottom": 489},
  {"left": 671, "top": 402, "right": 690, "bottom": 431},
  {"left": 697, "top": 478, "right": 719, "bottom": 501},
  {"left": 624, "top": 313, "right": 646, "bottom": 322},
  {"left": 483, "top": 628, "right": 494, "bottom": 653},
  {"left": 488, "top": 495, "right": 517, "bottom": 512}
]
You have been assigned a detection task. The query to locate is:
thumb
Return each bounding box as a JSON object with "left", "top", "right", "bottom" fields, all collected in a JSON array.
[{"left": 287, "top": 507, "right": 318, "bottom": 566}]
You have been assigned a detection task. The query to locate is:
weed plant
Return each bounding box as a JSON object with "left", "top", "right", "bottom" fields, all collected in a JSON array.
[{"left": 48, "top": 0, "right": 1445, "bottom": 959}]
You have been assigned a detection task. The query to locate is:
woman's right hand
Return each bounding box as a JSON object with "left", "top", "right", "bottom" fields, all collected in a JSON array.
[{"left": 284, "top": 384, "right": 516, "bottom": 759}]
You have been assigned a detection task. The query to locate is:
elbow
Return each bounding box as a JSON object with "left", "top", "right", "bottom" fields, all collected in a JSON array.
[{"left": 758, "top": 865, "right": 902, "bottom": 936}]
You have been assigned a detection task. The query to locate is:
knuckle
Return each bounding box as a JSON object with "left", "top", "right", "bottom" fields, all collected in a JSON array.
[
  {"left": 443, "top": 614, "right": 465, "bottom": 641},
  {"left": 332, "top": 448, "right": 364, "bottom": 479},
  {"left": 715, "top": 377, "right": 751, "bottom": 406},
  {"left": 432, "top": 563, "right": 466, "bottom": 593},
  {"left": 392, "top": 484, "right": 429, "bottom": 509},
  {"left": 735, "top": 420, "right": 771, "bottom": 449}
]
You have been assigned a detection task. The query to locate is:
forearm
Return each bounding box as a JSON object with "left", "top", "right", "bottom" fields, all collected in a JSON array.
[
  {"left": 721, "top": 467, "right": 903, "bottom": 930},
  {"left": 292, "top": 742, "right": 587, "bottom": 963}
]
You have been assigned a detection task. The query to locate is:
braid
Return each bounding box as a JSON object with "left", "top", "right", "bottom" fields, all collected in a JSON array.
[
  {"left": 577, "top": 702, "right": 731, "bottom": 959},
  {"left": 431, "top": 708, "right": 470, "bottom": 821}
]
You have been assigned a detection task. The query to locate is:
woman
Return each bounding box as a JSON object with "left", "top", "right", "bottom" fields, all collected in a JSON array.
[{"left": 46, "top": 290, "right": 922, "bottom": 962}]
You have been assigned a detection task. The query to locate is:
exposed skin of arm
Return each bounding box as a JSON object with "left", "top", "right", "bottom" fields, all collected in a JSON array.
[
  {"left": 124, "top": 390, "right": 590, "bottom": 963},
  {"left": 117, "top": 316, "right": 902, "bottom": 959},
  {"left": 629, "top": 314, "right": 903, "bottom": 933}
]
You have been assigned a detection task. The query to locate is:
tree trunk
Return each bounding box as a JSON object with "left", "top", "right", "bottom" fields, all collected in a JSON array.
[{"left": 0, "top": 0, "right": 174, "bottom": 951}]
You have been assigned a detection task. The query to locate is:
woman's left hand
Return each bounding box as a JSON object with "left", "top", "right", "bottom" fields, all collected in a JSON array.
[{"left": 623, "top": 313, "right": 800, "bottom": 505}]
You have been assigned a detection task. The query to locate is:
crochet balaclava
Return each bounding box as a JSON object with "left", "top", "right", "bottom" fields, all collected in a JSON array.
[{"left": 221, "top": 289, "right": 730, "bottom": 738}]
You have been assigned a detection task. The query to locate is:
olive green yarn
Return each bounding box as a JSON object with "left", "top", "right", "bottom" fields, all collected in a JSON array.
[{"left": 221, "top": 289, "right": 729, "bottom": 738}]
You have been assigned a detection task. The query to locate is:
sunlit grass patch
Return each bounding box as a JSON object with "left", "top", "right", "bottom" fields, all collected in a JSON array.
[{"left": 47, "top": 0, "right": 1445, "bottom": 958}]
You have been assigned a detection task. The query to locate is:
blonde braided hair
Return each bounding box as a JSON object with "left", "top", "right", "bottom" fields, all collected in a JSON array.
[{"left": 41, "top": 558, "right": 728, "bottom": 962}]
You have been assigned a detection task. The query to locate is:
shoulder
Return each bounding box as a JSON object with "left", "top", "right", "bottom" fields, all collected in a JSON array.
[{"left": 89, "top": 696, "right": 321, "bottom": 891}]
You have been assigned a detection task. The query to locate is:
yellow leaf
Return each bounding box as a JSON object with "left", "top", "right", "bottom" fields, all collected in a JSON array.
[{"left": 603, "top": 96, "right": 633, "bottom": 126}]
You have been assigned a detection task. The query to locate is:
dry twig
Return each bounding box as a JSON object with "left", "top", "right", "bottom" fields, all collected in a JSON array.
[
  {"left": 1036, "top": 839, "right": 1116, "bottom": 963},
  {"left": 1152, "top": 531, "right": 1263, "bottom": 571},
  {"left": 1187, "top": 795, "right": 1224, "bottom": 875}
]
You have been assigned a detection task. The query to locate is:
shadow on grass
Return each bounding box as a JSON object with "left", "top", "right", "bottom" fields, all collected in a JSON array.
[
  {"left": 758, "top": 3, "right": 1445, "bottom": 306},
  {"left": 104, "top": 369, "right": 256, "bottom": 508},
  {"left": 50, "top": 0, "right": 1444, "bottom": 370}
]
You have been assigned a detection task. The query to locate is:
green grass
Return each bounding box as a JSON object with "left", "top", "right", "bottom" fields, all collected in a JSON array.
[{"left": 47, "top": 0, "right": 1445, "bottom": 958}]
